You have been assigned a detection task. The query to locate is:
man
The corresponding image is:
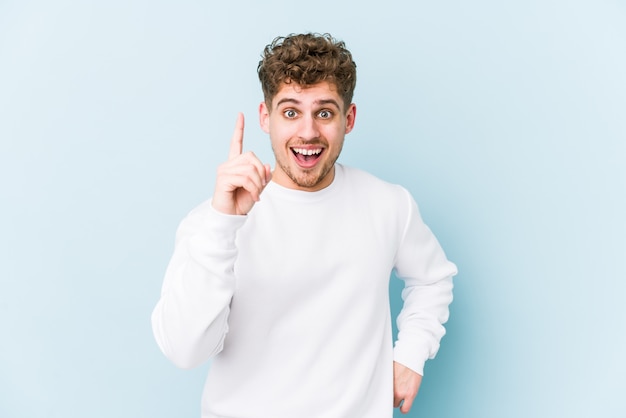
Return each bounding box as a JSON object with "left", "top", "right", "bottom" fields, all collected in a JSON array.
[{"left": 152, "top": 33, "right": 457, "bottom": 418}]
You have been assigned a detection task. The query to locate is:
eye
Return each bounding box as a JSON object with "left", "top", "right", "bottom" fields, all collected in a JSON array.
[
  {"left": 283, "top": 109, "right": 297, "bottom": 119},
  {"left": 317, "top": 109, "right": 333, "bottom": 119}
]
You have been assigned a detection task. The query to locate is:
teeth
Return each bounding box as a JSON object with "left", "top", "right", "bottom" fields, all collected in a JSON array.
[{"left": 293, "top": 148, "right": 322, "bottom": 156}]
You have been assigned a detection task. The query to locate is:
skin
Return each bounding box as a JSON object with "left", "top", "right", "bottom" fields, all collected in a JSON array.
[
  {"left": 211, "top": 80, "right": 423, "bottom": 413},
  {"left": 211, "top": 113, "right": 272, "bottom": 216},
  {"left": 259, "top": 81, "right": 356, "bottom": 192},
  {"left": 393, "top": 362, "right": 423, "bottom": 414}
]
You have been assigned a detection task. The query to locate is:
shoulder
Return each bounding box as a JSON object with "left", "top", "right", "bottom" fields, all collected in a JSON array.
[
  {"left": 336, "top": 164, "right": 418, "bottom": 225},
  {"left": 338, "top": 164, "right": 411, "bottom": 201}
]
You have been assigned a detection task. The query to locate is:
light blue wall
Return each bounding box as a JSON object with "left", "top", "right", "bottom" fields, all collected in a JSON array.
[{"left": 1, "top": 1, "right": 624, "bottom": 417}]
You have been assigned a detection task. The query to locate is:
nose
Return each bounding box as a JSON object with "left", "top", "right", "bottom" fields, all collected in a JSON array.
[{"left": 297, "top": 114, "right": 320, "bottom": 141}]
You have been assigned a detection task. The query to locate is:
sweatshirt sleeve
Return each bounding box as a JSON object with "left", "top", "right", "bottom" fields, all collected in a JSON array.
[
  {"left": 392, "top": 190, "right": 458, "bottom": 376},
  {"left": 151, "top": 200, "right": 246, "bottom": 369}
]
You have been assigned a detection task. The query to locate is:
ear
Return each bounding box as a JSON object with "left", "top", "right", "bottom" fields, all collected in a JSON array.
[
  {"left": 344, "top": 103, "right": 357, "bottom": 134},
  {"left": 259, "top": 101, "right": 270, "bottom": 134}
]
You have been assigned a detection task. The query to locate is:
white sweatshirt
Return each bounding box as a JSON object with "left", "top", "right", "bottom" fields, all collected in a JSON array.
[{"left": 152, "top": 164, "right": 457, "bottom": 418}]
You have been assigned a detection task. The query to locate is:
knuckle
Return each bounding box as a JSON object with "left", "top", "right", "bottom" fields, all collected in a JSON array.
[{"left": 244, "top": 177, "right": 260, "bottom": 189}]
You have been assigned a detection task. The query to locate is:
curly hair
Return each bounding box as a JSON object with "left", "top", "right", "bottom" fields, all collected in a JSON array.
[{"left": 257, "top": 33, "right": 357, "bottom": 111}]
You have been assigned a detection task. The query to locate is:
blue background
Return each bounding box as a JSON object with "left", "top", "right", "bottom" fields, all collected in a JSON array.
[{"left": 1, "top": 1, "right": 624, "bottom": 417}]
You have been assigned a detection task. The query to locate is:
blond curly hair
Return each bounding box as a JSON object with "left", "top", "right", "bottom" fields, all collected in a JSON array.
[{"left": 257, "top": 33, "right": 357, "bottom": 111}]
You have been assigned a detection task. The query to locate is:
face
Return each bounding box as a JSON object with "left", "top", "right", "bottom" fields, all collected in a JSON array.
[{"left": 259, "top": 81, "right": 356, "bottom": 191}]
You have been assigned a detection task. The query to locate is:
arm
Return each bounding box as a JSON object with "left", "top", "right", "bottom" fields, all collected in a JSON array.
[
  {"left": 151, "top": 113, "right": 271, "bottom": 369},
  {"left": 151, "top": 204, "right": 245, "bottom": 369},
  {"left": 392, "top": 190, "right": 457, "bottom": 410}
]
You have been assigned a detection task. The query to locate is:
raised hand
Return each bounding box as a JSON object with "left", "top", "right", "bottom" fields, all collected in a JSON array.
[{"left": 211, "top": 113, "right": 272, "bottom": 215}]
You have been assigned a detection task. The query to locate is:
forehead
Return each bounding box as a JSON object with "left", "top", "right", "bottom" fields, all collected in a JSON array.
[{"left": 272, "top": 81, "right": 344, "bottom": 109}]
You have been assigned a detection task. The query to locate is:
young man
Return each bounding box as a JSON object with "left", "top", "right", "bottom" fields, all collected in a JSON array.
[{"left": 152, "top": 33, "right": 457, "bottom": 418}]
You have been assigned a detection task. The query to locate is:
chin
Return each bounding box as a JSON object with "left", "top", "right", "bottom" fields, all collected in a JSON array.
[{"left": 291, "top": 166, "right": 333, "bottom": 190}]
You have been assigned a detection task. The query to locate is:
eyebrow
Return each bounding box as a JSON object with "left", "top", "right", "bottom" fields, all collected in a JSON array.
[{"left": 275, "top": 98, "right": 342, "bottom": 110}]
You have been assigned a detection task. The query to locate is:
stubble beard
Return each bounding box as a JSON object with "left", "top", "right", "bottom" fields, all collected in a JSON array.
[{"left": 273, "top": 143, "right": 343, "bottom": 190}]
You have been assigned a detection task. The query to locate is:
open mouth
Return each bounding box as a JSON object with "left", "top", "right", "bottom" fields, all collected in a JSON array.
[{"left": 291, "top": 147, "right": 323, "bottom": 168}]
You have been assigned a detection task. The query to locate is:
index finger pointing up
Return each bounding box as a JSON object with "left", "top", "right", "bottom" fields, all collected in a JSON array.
[{"left": 229, "top": 112, "right": 244, "bottom": 160}]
